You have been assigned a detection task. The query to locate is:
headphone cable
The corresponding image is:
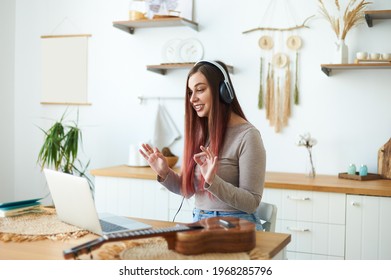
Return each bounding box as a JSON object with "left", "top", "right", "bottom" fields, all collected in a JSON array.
[{"left": 172, "top": 195, "right": 185, "bottom": 222}]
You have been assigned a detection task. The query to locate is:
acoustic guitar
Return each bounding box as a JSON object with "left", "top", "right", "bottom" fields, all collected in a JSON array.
[{"left": 63, "top": 216, "right": 256, "bottom": 259}]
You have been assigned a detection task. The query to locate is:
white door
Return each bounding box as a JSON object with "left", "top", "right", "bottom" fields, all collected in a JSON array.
[{"left": 346, "top": 194, "right": 391, "bottom": 259}]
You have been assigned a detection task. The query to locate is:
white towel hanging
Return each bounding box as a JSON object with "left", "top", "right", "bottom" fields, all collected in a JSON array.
[{"left": 152, "top": 104, "right": 181, "bottom": 150}]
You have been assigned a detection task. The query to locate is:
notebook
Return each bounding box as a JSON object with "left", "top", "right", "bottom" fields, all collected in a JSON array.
[
  {"left": 43, "top": 168, "right": 152, "bottom": 235},
  {"left": 0, "top": 199, "right": 43, "bottom": 217}
]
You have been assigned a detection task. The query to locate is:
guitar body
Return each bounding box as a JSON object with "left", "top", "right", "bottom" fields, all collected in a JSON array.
[
  {"left": 63, "top": 216, "right": 256, "bottom": 259},
  {"left": 172, "top": 217, "right": 256, "bottom": 255}
]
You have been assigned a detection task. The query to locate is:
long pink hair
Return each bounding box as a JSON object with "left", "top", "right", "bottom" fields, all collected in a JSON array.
[{"left": 181, "top": 61, "right": 247, "bottom": 197}]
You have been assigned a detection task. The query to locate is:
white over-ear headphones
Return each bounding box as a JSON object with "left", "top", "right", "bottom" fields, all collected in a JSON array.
[{"left": 195, "top": 60, "right": 235, "bottom": 104}]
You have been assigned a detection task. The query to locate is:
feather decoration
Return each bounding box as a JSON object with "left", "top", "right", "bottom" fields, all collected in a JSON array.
[
  {"left": 265, "top": 63, "right": 271, "bottom": 119},
  {"left": 258, "top": 57, "right": 264, "bottom": 109},
  {"left": 283, "top": 63, "right": 291, "bottom": 126},
  {"left": 269, "top": 67, "right": 275, "bottom": 126},
  {"left": 275, "top": 77, "right": 281, "bottom": 133},
  {"left": 294, "top": 52, "right": 300, "bottom": 105}
]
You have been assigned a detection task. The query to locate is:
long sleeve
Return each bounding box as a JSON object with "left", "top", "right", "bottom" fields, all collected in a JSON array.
[
  {"left": 196, "top": 123, "right": 266, "bottom": 213},
  {"left": 203, "top": 126, "right": 266, "bottom": 213},
  {"left": 158, "top": 168, "right": 183, "bottom": 196},
  {"left": 157, "top": 123, "right": 266, "bottom": 214}
]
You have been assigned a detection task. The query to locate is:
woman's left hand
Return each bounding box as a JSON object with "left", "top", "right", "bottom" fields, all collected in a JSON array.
[{"left": 193, "top": 145, "right": 218, "bottom": 185}]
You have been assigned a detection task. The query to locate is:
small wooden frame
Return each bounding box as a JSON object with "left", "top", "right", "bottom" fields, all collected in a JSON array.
[
  {"left": 338, "top": 172, "right": 382, "bottom": 181},
  {"left": 354, "top": 58, "right": 391, "bottom": 64}
]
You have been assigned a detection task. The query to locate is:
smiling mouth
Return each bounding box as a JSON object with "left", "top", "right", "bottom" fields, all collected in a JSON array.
[{"left": 193, "top": 104, "right": 204, "bottom": 111}]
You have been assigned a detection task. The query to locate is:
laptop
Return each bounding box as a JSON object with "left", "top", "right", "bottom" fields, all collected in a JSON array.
[{"left": 43, "top": 168, "right": 152, "bottom": 235}]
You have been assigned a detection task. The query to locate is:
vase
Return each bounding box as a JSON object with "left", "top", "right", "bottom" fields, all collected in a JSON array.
[
  {"left": 306, "top": 149, "right": 316, "bottom": 178},
  {"left": 306, "top": 161, "right": 316, "bottom": 178},
  {"left": 334, "top": 39, "right": 349, "bottom": 64}
]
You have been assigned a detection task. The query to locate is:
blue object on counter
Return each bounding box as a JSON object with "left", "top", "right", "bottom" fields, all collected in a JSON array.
[
  {"left": 359, "top": 164, "right": 368, "bottom": 176},
  {"left": 348, "top": 164, "right": 357, "bottom": 175}
]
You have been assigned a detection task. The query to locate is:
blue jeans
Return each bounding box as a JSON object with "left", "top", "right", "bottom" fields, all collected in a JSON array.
[{"left": 193, "top": 208, "right": 263, "bottom": 231}]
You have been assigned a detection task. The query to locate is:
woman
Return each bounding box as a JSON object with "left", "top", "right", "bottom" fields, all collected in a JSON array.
[{"left": 140, "top": 60, "right": 266, "bottom": 230}]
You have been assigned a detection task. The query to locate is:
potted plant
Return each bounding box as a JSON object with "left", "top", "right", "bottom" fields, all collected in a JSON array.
[{"left": 37, "top": 110, "right": 93, "bottom": 190}]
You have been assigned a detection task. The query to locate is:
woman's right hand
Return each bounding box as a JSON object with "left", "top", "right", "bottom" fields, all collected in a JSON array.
[{"left": 139, "top": 143, "right": 170, "bottom": 180}]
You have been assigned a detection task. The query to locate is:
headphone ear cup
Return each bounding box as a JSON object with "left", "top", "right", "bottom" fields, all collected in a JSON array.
[{"left": 219, "top": 82, "right": 233, "bottom": 104}]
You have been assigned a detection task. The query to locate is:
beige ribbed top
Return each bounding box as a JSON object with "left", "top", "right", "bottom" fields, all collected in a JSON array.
[{"left": 159, "top": 122, "right": 266, "bottom": 214}]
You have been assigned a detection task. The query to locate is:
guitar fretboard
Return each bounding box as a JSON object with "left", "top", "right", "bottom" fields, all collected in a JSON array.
[{"left": 103, "top": 224, "right": 194, "bottom": 240}]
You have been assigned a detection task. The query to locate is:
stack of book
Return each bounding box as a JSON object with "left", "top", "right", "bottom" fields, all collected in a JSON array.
[{"left": 0, "top": 198, "right": 43, "bottom": 217}]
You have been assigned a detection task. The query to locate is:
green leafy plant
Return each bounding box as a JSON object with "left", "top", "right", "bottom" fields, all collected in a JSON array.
[{"left": 37, "top": 110, "right": 93, "bottom": 189}]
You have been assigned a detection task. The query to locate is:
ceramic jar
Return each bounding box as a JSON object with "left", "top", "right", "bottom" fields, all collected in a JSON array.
[
  {"left": 359, "top": 164, "right": 368, "bottom": 176},
  {"left": 348, "top": 164, "right": 357, "bottom": 175}
]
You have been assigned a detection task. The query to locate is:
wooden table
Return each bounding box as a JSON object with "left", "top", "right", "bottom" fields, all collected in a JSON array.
[{"left": 0, "top": 217, "right": 290, "bottom": 260}]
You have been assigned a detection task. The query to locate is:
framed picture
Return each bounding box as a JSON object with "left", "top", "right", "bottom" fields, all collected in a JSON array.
[
  {"left": 41, "top": 34, "right": 91, "bottom": 105},
  {"left": 146, "top": 0, "right": 194, "bottom": 21}
]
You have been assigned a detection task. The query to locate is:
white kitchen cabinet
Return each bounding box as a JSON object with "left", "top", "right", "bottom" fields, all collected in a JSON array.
[
  {"left": 90, "top": 167, "right": 391, "bottom": 260},
  {"left": 345, "top": 194, "right": 391, "bottom": 260},
  {"left": 94, "top": 176, "right": 195, "bottom": 223},
  {"left": 94, "top": 176, "right": 169, "bottom": 220},
  {"left": 263, "top": 188, "right": 346, "bottom": 260}
]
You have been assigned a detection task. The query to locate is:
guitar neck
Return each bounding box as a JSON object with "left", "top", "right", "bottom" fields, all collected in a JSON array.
[{"left": 63, "top": 223, "right": 201, "bottom": 259}]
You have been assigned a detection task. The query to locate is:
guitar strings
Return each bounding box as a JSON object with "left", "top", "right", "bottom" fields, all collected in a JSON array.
[{"left": 172, "top": 196, "right": 185, "bottom": 222}]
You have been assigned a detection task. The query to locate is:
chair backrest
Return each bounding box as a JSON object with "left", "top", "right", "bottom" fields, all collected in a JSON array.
[{"left": 256, "top": 201, "right": 277, "bottom": 232}]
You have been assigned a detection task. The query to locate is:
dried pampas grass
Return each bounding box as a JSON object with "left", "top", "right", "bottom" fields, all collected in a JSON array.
[{"left": 318, "top": 0, "right": 372, "bottom": 40}]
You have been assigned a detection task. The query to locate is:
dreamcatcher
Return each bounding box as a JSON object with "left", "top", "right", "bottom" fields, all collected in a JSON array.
[{"left": 243, "top": 0, "right": 313, "bottom": 133}]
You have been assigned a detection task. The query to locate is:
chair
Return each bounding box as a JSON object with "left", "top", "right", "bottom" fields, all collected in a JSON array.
[{"left": 256, "top": 201, "right": 277, "bottom": 232}]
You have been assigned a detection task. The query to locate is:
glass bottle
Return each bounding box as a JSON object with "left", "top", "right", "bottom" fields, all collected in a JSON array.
[
  {"left": 359, "top": 164, "right": 368, "bottom": 176},
  {"left": 348, "top": 164, "right": 356, "bottom": 175}
]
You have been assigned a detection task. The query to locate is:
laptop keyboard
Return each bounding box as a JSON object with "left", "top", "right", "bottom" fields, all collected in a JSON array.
[{"left": 99, "top": 219, "right": 128, "bottom": 232}]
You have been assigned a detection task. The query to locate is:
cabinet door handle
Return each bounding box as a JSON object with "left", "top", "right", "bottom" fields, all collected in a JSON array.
[
  {"left": 287, "top": 196, "right": 311, "bottom": 201},
  {"left": 287, "top": 226, "right": 310, "bottom": 232},
  {"left": 351, "top": 201, "right": 360, "bottom": 207}
]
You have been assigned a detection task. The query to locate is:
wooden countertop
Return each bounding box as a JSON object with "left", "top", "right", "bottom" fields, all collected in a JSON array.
[
  {"left": 265, "top": 172, "right": 391, "bottom": 197},
  {"left": 91, "top": 165, "right": 391, "bottom": 197},
  {"left": 91, "top": 165, "right": 163, "bottom": 180},
  {"left": 1, "top": 217, "right": 290, "bottom": 260}
]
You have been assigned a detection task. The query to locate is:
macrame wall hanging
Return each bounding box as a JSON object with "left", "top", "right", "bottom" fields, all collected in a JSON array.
[{"left": 243, "top": 0, "right": 313, "bottom": 133}]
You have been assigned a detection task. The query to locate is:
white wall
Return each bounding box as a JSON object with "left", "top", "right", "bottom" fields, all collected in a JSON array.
[
  {"left": 4, "top": 0, "right": 391, "bottom": 201},
  {"left": 0, "top": 0, "right": 15, "bottom": 201}
]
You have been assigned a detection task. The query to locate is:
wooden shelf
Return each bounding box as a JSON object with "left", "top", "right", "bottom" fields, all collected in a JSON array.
[
  {"left": 365, "top": 10, "right": 391, "bottom": 27},
  {"left": 321, "top": 10, "right": 391, "bottom": 76},
  {"left": 321, "top": 63, "right": 391, "bottom": 76},
  {"left": 147, "top": 63, "right": 234, "bottom": 75},
  {"left": 113, "top": 17, "right": 199, "bottom": 34}
]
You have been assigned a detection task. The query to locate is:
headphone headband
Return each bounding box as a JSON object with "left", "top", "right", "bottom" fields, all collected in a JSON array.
[
  {"left": 195, "top": 60, "right": 229, "bottom": 81},
  {"left": 194, "top": 60, "right": 234, "bottom": 103}
]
